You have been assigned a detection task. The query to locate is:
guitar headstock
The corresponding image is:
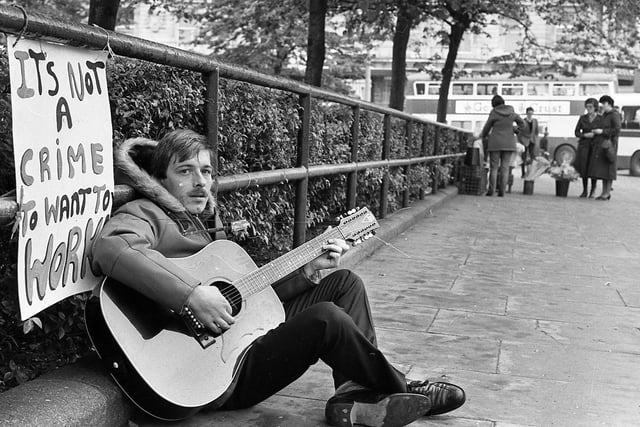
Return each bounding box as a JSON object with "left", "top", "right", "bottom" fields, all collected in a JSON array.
[{"left": 336, "top": 207, "right": 379, "bottom": 245}]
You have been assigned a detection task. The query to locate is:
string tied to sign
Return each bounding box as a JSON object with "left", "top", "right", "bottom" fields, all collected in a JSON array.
[
  {"left": 10, "top": 3, "right": 29, "bottom": 48},
  {"left": 91, "top": 24, "right": 115, "bottom": 59}
]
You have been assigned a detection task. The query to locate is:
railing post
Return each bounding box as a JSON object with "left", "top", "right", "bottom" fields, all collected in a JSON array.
[
  {"left": 294, "top": 94, "right": 311, "bottom": 248},
  {"left": 420, "top": 123, "right": 428, "bottom": 200},
  {"left": 204, "top": 68, "right": 220, "bottom": 171},
  {"left": 432, "top": 126, "right": 440, "bottom": 195},
  {"left": 379, "top": 114, "right": 391, "bottom": 219},
  {"left": 346, "top": 105, "right": 360, "bottom": 210},
  {"left": 402, "top": 121, "right": 412, "bottom": 207}
]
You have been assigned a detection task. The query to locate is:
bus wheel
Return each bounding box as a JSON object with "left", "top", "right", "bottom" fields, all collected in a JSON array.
[
  {"left": 630, "top": 151, "right": 640, "bottom": 176},
  {"left": 553, "top": 144, "right": 576, "bottom": 164}
]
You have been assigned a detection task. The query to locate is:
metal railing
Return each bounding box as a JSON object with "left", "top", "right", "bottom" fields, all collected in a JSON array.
[{"left": 0, "top": 5, "right": 470, "bottom": 246}]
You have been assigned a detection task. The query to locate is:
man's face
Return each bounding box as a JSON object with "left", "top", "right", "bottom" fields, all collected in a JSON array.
[
  {"left": 161, "top": 149, "right": 213, "bottom": 214},
  {"left": 526, "top": 110, "right": 533, "bottom": 119},
  {"left": 600, "top": 102, "right": 612, "bottom": 113}
]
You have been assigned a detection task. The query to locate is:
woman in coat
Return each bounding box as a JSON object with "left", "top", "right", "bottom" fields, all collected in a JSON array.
[
  {"left": 476, "top": 95, "right": 525, "bottom": 197},
  {"left": 590, "top": 95, "right": 620, "bottom": 200},
  {"left": 573, "top": 98, "right": 599, "bottom": 198}
]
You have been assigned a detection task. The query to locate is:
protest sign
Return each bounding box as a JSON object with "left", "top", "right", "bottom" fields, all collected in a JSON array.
[{"left": 7, "top": 36, "right": 113, "bottom": 320}]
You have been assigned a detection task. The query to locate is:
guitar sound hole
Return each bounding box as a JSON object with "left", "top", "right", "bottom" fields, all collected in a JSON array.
[{"left": 212, "top": 281, "right": 242, "bottom": 316}]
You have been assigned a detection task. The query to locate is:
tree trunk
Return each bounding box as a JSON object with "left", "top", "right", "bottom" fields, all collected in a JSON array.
[
  {"left": 305, "top": 0, "right": 327, "bottom": 87},
  {"left": 437, "top": 22, "right": 467, "bottom": 123},
  {"left": 88, "top": 0, "right": 121, "bottom": 31},
  {"left": 389, "top": 4, "right": 412, "bottom": 110}
]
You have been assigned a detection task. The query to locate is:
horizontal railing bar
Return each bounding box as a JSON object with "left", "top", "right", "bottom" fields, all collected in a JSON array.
[
  {"left": 0, "top": 6, "right": 465, "bottom": 130},
  {"left": 0, "top": 154, "right": 463, "bottom": 225}
]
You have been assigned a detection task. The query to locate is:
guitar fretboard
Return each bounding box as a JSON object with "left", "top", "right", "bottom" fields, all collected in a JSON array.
[{"left": 235, "top": 227, "right": 344, "bottom": 296}]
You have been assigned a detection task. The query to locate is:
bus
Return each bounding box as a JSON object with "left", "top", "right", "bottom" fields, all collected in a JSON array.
[
  {"left": 404, "top": 73, "right": 621, "bottom": 166},
  {"left": 612, "top": 93, "right": 640, "bottom": 176}
]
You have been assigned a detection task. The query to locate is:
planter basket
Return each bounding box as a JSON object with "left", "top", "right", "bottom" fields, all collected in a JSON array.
[
  {"left": 458, "top": 165, "right": 486, "bottom": 195},
  {"left": 555, "top": 179, "right": 570, "bottom": 197},
  {"left": 523, "top": 180, "right": 534, "bottom": 195}
]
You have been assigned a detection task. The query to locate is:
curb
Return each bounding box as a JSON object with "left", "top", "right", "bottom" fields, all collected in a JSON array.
[{"left": 0, "top": 186, "right": 458, "bottom": 427}]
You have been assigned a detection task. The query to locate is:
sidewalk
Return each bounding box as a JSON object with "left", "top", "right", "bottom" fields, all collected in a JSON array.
[
  {"left": 3, "top": 173, "right": 638, "bottom": 427},
  {"left": 162, "top": 172, "right": 640, "bottom": 427}
]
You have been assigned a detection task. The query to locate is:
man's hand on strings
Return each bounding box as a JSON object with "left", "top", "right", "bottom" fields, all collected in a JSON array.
[
  {"left": 187, "top": 285, "right": 236, "bottom": 335},
  {"left": 307, "top": 226, "right": 350, "bottom": 273}
]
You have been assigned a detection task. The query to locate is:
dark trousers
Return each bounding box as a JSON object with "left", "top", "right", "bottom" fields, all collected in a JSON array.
[
  {"left": 521, "top": 143, "right": 536, "bottom": 176},
  {"left": 221, "top": 269, "right": 407, "bottom": 409},
  {"left": 489, "top": 151, "right": 512, "bottom": 195}
]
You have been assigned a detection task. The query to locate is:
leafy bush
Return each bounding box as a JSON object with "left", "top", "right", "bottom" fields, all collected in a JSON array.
[{"left": 0, "top": 48, "right": 463, "bottom": 392}]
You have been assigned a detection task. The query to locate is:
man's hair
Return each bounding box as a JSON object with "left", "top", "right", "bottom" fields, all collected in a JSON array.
[
  {"left": 491, "top": 95, "right": 505, "bottom": 108},
  {"left": 599, "top": 95, "right": 614, "bottom": 106},
  {"left": 526, "top": 107, "right": 534, "bottom": 113},
  {"left": 150, "top": 129, "right": 214, "bottom": 179},
  {"left": 585, "top": 98, "right": 598, "bottom": 108}
]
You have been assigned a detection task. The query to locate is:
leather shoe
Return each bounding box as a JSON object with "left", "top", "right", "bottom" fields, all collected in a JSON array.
[
  {"left": 407, "top": 380, "right": 466, "bottom": 416},
  {"left": 325, "top": 389, "right": 431, "bottom": 427}
]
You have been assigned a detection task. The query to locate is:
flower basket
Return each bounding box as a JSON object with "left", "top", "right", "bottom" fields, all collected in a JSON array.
[
  {"left": 555, "top": 179, "right": 570, "bottom": 197},
  {"left": 523, "top": 180, "right": 534, "bottom": 195}
]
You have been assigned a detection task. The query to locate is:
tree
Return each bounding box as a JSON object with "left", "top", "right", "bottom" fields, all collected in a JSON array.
[
  {"left": 306, "top": 0, "right": 328, "bottom": 86},
  {"left": 533, "top": 0, "right": 640, "bottom": 65},
  {"left": 89, "top": 0, "right": 121, "bottom": 30}
]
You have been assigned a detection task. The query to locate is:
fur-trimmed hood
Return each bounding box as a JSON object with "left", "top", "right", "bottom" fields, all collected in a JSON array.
[{"left": 115, "top": 137, "right": 216, "bottom": 215}]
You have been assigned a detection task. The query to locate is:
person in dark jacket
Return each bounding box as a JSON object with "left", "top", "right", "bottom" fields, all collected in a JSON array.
[
  {"left": 573, "top": 98, "right": 599, "bottom": 198},
  {"left": 590, "top": 95, "right": 620, "bottom": 200},
  {"left": 518, "top": 107, "right": 539, "bottom": 177},
  {"left": 476, "top": 95, "right": 526, "bottom": 196},
  {"left": 90, "top": 130, "right": 465, "bottom": 426}
]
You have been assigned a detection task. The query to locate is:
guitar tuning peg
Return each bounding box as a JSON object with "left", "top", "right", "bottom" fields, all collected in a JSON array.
[
  {"left": 363, "top": 234, "right": 371, "bottom": 240},
  {"left": 336, "top": 215, "right": 343, "bottom": 221},
  {"left": 354, "top": 239, "right": 362, "bottom": 245},
  {"left": 347, "top": 208, "right": 356, "bottom": 215}
]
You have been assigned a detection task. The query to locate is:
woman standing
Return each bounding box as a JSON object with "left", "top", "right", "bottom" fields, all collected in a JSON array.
[
  {"left": 590, "top": 95, "right": 620, "bottom": 200},
  {"left": 476, "top": 95, "right": 525, "bottom": 197},
  {"left": 573, "top": 98, "right": 599, "bottom": 198}
]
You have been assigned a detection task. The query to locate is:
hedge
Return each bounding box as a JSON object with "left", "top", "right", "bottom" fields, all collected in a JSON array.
[{"left": 0, "top": 45, "right": 461, "bottom": 392}]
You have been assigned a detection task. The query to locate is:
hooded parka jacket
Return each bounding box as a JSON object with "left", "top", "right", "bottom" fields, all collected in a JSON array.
[
  {"left": 479, "top": 104, "right": 525, "bottom": 152},
  {"left": 90, "top": 138, "right": 316, "bottom": 314}
]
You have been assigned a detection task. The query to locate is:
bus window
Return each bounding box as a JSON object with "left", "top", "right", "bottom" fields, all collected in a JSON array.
[
  {"left": 477, "top": 84, "right": 498, "bottom": 95},
  {"left": 621, "top": 106, "right": 640, "bottom": 129},
  {"left": 501, "top": 83, "right": 524, "bottom": 96},
  {"left": 527, "top": 83, "right": 549, "bottom": 96},
  {"left": 579, "top": 83, "right": 610, "bottom": 96},
  {"left": 452, "top": 83, "right": 473, "bottom": 95},
  {"left": 415, "top": 82, "right": 426, "bottom": 95},
  {"left": 427, "top": 84, "right": 440, "bottom": 95},
  {"left": 450, "top": 120, "right": 473, "bottom": 130},
  {"left": 552, "top": 83, "right": 576, "bottom": 96}
]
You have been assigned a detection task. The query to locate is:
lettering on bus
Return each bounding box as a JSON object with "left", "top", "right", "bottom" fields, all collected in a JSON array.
[{"left": 456, "top": 100, "right": 571, "bottom": 115}]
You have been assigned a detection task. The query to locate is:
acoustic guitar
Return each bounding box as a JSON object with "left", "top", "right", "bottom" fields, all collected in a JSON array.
[{"left": 85, "top": 207, "right": 379, "bottom": 420}]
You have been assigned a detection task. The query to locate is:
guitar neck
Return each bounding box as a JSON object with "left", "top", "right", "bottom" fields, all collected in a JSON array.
[{"left": 235, "top": 227, "right": 344, "bottom": 296}]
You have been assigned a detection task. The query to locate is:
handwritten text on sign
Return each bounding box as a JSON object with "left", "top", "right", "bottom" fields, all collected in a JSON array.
[{"left": 8, "top": 36, "right": 114, "bottom": 320}]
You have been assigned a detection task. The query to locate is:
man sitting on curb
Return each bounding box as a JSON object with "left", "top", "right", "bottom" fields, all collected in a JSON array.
[{"left": 90, "top": 129, "right": 466, "bottom": 427}]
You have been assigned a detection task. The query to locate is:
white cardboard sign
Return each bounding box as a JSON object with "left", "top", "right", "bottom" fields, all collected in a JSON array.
[{"left": 7, "top": 36, "right": 113, "bottom": 320}]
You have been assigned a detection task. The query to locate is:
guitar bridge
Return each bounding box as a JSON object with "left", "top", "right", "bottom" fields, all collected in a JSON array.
[{"left": 181, "top": 309, "right": 217, "bottom": 349}]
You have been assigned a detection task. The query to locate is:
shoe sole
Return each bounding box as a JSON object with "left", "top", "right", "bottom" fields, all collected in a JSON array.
[{"left": 326, "top": 393, "right": 431, "bottom": 427}]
